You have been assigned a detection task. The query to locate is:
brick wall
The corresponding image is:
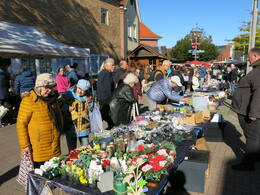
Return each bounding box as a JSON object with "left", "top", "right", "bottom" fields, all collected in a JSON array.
[
  {"left": 217, "top": 45, "right": 231, "bottom": 61},
  {"left": 0, "top": 0, "right": 121, "bottom": 59},
  {"left": 140, "top": 39, "right": 158, "bottom": 47}
]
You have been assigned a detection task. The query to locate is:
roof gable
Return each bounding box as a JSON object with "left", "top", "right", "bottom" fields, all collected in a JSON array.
[
  {"left": 140, "top": 23, "right": 161, "bottom": 39},
  {"left": 128, "top": 44, "right": 166, "bottom": 58}
]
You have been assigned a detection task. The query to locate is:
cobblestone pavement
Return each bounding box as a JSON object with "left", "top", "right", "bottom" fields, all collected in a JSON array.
[{"left": 0, "top": 99, "right": 260, "bottom": 195}]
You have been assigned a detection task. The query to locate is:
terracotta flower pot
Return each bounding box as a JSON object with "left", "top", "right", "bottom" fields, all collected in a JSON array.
[{"left": 146, "top": 180, "right": 160, "bottom": 188}]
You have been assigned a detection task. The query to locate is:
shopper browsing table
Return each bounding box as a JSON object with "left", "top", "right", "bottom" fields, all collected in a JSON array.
[
  {"left": 146, "top": 76, "right": 189, "bottom": 110},
  {"left": 16, "top": 73, "right": 63, "bottom": 168}
]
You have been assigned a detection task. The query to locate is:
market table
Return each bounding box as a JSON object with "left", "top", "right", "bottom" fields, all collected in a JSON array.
[
  {"left": 27, "top": 89, "right": 226, "bottom": 195},
  {"left": 27, "top": 137, "right": 196, "bottom": 195}
]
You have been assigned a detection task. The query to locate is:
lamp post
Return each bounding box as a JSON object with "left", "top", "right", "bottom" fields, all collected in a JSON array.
[
  {"left": 190, "top": 26, "right": 203, "bottom": 60},
  {"left": 247, "top": 0, "right": 258, "bottom": 73}
]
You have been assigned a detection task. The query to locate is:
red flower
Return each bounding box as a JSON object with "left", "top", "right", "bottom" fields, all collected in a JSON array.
[
  {"left": 68, "top": 150, "right": 80, "bottom": 160},
  {"left": 137, "top": 144, "right": 145, "bottom": 152},
  {"left": 101, "top": 159, "right": 110, "bottom": 167},
  {"left": 131, "top": 158, "right": 137, "bottom": 164},
  {"left": 155, "top": 155, "right": 165, "bottom": 162},
  {"left": 149, "top": 155, "right": 165, "bottom": 164},
  {"left": 147, "top": 152, "right": 154, "bottom": 157},
  {"left": 153, "top": 164, "right": 163, "bottom": 172}
]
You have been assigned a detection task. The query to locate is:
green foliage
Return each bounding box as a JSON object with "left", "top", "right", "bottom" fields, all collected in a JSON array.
[
  {"left": 231, "top": 20, "right": 260, "bottom": 53},
  {"left": 170, "top": 33, "right": 218, "bottom": 61},
  {"left": 199, "top": 40, "right": 219, "bottom": 61},
  {"left": 169, "top": 36, "right": 193, "bottom": 61}
]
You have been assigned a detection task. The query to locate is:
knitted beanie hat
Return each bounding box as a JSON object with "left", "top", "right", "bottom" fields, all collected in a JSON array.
[{"left": 35, "top": 73, "right": 55, "bottom": 88}]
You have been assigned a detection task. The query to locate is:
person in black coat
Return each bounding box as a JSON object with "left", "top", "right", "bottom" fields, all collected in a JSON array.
[
  {"left": 96, "top": 58, "right": 115, "bottom": 129},
  {"left": 232, "top": 48, "right": 260, "bottom": 171},
  {"left": 109, "top": 73, "right": 138, "bottom": 126},
  {"left": 228, "top": 64, "right": 238, "bottom": 96},
  {"left": 0, "top": 68, "right": 10, "bottom": 106}
]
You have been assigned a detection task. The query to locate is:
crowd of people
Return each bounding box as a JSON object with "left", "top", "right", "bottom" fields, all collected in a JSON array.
[{"left": 0, "top": 48, "right": 259, "bottom": 171}]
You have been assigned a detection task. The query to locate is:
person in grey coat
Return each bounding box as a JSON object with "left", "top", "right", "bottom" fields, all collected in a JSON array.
[{"left": 231, "top": 47, "right": 260, "bottom": 171}]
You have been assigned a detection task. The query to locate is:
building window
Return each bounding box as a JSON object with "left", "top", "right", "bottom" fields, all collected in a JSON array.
[
  {"left": 133, "top": 24, "right": 136, "bottom": 39},
  {"left": 101, "top": 8, "right": 108, "bottom": 25},
  {"left": 128, "top": 23, "right": 132, "bottom": 38}
]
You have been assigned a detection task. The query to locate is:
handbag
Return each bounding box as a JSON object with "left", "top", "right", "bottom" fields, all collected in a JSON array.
[
  {"left": 17, "top": 150, "right": 34, "bottom": 189},
  {"left": 89, "top": 103, "right": 103, "bottom": 132}
]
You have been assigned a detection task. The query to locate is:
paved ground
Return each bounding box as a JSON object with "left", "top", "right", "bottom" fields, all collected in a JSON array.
[{"left": 0, "top": 99, "right": 260, "bottom": 195}]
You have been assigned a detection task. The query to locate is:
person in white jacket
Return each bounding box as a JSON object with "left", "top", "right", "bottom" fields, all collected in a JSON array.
[{"left": 192, "top": 70, "right": 200, "bottom": 91}]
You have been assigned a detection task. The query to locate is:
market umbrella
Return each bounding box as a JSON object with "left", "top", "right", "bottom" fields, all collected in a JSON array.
[{"left": 186, "top": 60, "right": 211, "bottom": 67}]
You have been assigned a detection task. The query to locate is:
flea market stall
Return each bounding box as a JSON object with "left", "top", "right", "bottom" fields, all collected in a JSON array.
[{"left": 27, "top": 88, "right": 226, "bottom": 195}]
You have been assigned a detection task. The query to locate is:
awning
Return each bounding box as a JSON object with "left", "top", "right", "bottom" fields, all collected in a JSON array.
[
  {"left": 185, "top": 60, "right": 211, "bottom": 67},
  {"left": 0, "top": 21, "right": 90, "bottom": 58}
]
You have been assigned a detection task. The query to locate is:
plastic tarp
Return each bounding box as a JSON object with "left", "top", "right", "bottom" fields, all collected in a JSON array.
[{"left": 0, "top": 21, "right": 90, "bottom": 58}]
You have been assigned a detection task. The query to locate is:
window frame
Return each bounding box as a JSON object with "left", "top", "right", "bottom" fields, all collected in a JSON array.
[{"left": 100, "top": 8, "right": 108, "bottom": 25}]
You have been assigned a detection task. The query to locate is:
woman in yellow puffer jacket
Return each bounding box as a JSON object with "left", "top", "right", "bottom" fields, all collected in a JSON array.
[{"left": 16, "top": 73, "right": 63, "bottom": 168}]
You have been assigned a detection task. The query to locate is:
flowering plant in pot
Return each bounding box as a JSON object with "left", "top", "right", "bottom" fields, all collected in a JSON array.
[{"left": 141, "top": 149, "right": 173, "bottom": 186}]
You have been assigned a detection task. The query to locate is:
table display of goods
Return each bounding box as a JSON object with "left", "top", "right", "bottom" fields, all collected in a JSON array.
[
  {"left": 32, "top": 92, "right": 226, "bottom": 195},
  {"left": 199, "top": 79, "right": 219, "bottom": 91},
  {"left": 33, "top": 110, "right": 198, "bottom": 194},
  {"left": 34, "top": 143, "right": 176, "bottom": 194}
]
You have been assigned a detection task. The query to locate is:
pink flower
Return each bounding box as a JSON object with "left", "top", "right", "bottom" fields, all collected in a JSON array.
[
  {"left": 157, "top": 149, "right": 168, "bottom": 156},
  {"left": 141, "top": 164, "right": 153, "bottom": 172},
  {"left": 140, "top": 155, "right": 148, "bottom": 158},
  {"left": 159, "top": 160, "right": 167, "bottom": 167}
]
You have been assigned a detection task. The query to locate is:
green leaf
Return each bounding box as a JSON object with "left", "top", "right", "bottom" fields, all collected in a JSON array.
[
  {"left": 137, "top": 179, "right": 148, "bottom": 187},
  {"left": 127, "top": 188, "right": 133, "bottom": 193}
]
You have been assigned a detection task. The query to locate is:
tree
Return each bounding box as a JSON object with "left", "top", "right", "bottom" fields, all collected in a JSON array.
[
  {"left": 230, "top": 20, "right": 260, "bottom": 53},
  {"left": 198, "top": 39, "right": 219, "bottom": 61},
  {"left": 169, "top": 31, "right": 218, "bottom": 61},
  {"left": 169, "top": 36, "right": 193, "bottom": 61}
]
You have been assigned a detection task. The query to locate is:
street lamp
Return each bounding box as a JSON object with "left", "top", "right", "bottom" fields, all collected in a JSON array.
[{"left": 190, "top": 26, "right": 203, "bottom": 60}]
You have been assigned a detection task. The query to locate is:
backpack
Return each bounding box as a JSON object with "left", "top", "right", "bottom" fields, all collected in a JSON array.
[{"left": 148, "top": 69, "right": 164, "bottom": 82}]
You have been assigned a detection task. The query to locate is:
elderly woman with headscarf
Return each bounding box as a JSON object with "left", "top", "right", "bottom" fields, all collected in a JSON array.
[
  {"left": 16, "top": 73, "right": 63, "bottom": 168},
  {"left": 109, "top": 73, "right": 139, "bottom": 126}
]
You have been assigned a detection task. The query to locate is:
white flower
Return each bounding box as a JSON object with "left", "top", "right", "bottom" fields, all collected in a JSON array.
[
  {"left": 119, "top": 159, "right": 128, "bottom": 173},
  {"left": 40, "top": 165, "right": 48, "bottom": 172},
  {"left": 89, "top": 160, "right": 97, "bottom": 169},
  {"left": 34, "top": 168, "right": 43, "bottom": 176}
]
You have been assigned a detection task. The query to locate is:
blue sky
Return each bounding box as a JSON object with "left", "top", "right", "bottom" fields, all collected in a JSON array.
[{"left": 138, "top": 0, "right": 256, "bottom": 48}]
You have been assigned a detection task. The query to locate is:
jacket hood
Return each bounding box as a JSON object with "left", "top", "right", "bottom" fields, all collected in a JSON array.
[
  {"left": 250, "top": 59, "right": 260, "bottom": 67},
  {"left": 21, "top": 71, "right": 33, "bottom": 77},
  {"left": 67, "top": 87, "right": 87, "bottom": 102}
]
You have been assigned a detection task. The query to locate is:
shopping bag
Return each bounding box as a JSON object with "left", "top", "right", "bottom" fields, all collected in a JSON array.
[
  {"left": 131, "top": 103, "right": 139, "bottom": 120},
  {"left": 0, "top": 105, "right": 8, "bottom": 125},
  {"left": 17, "top": 150, "right": 34, "bottom": 189},
  {"left": 40, "top": 181, "right": 54, "bottom": 195},
  {"left": 89, "top": 103, "right": 103, "bottom": 132}
]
